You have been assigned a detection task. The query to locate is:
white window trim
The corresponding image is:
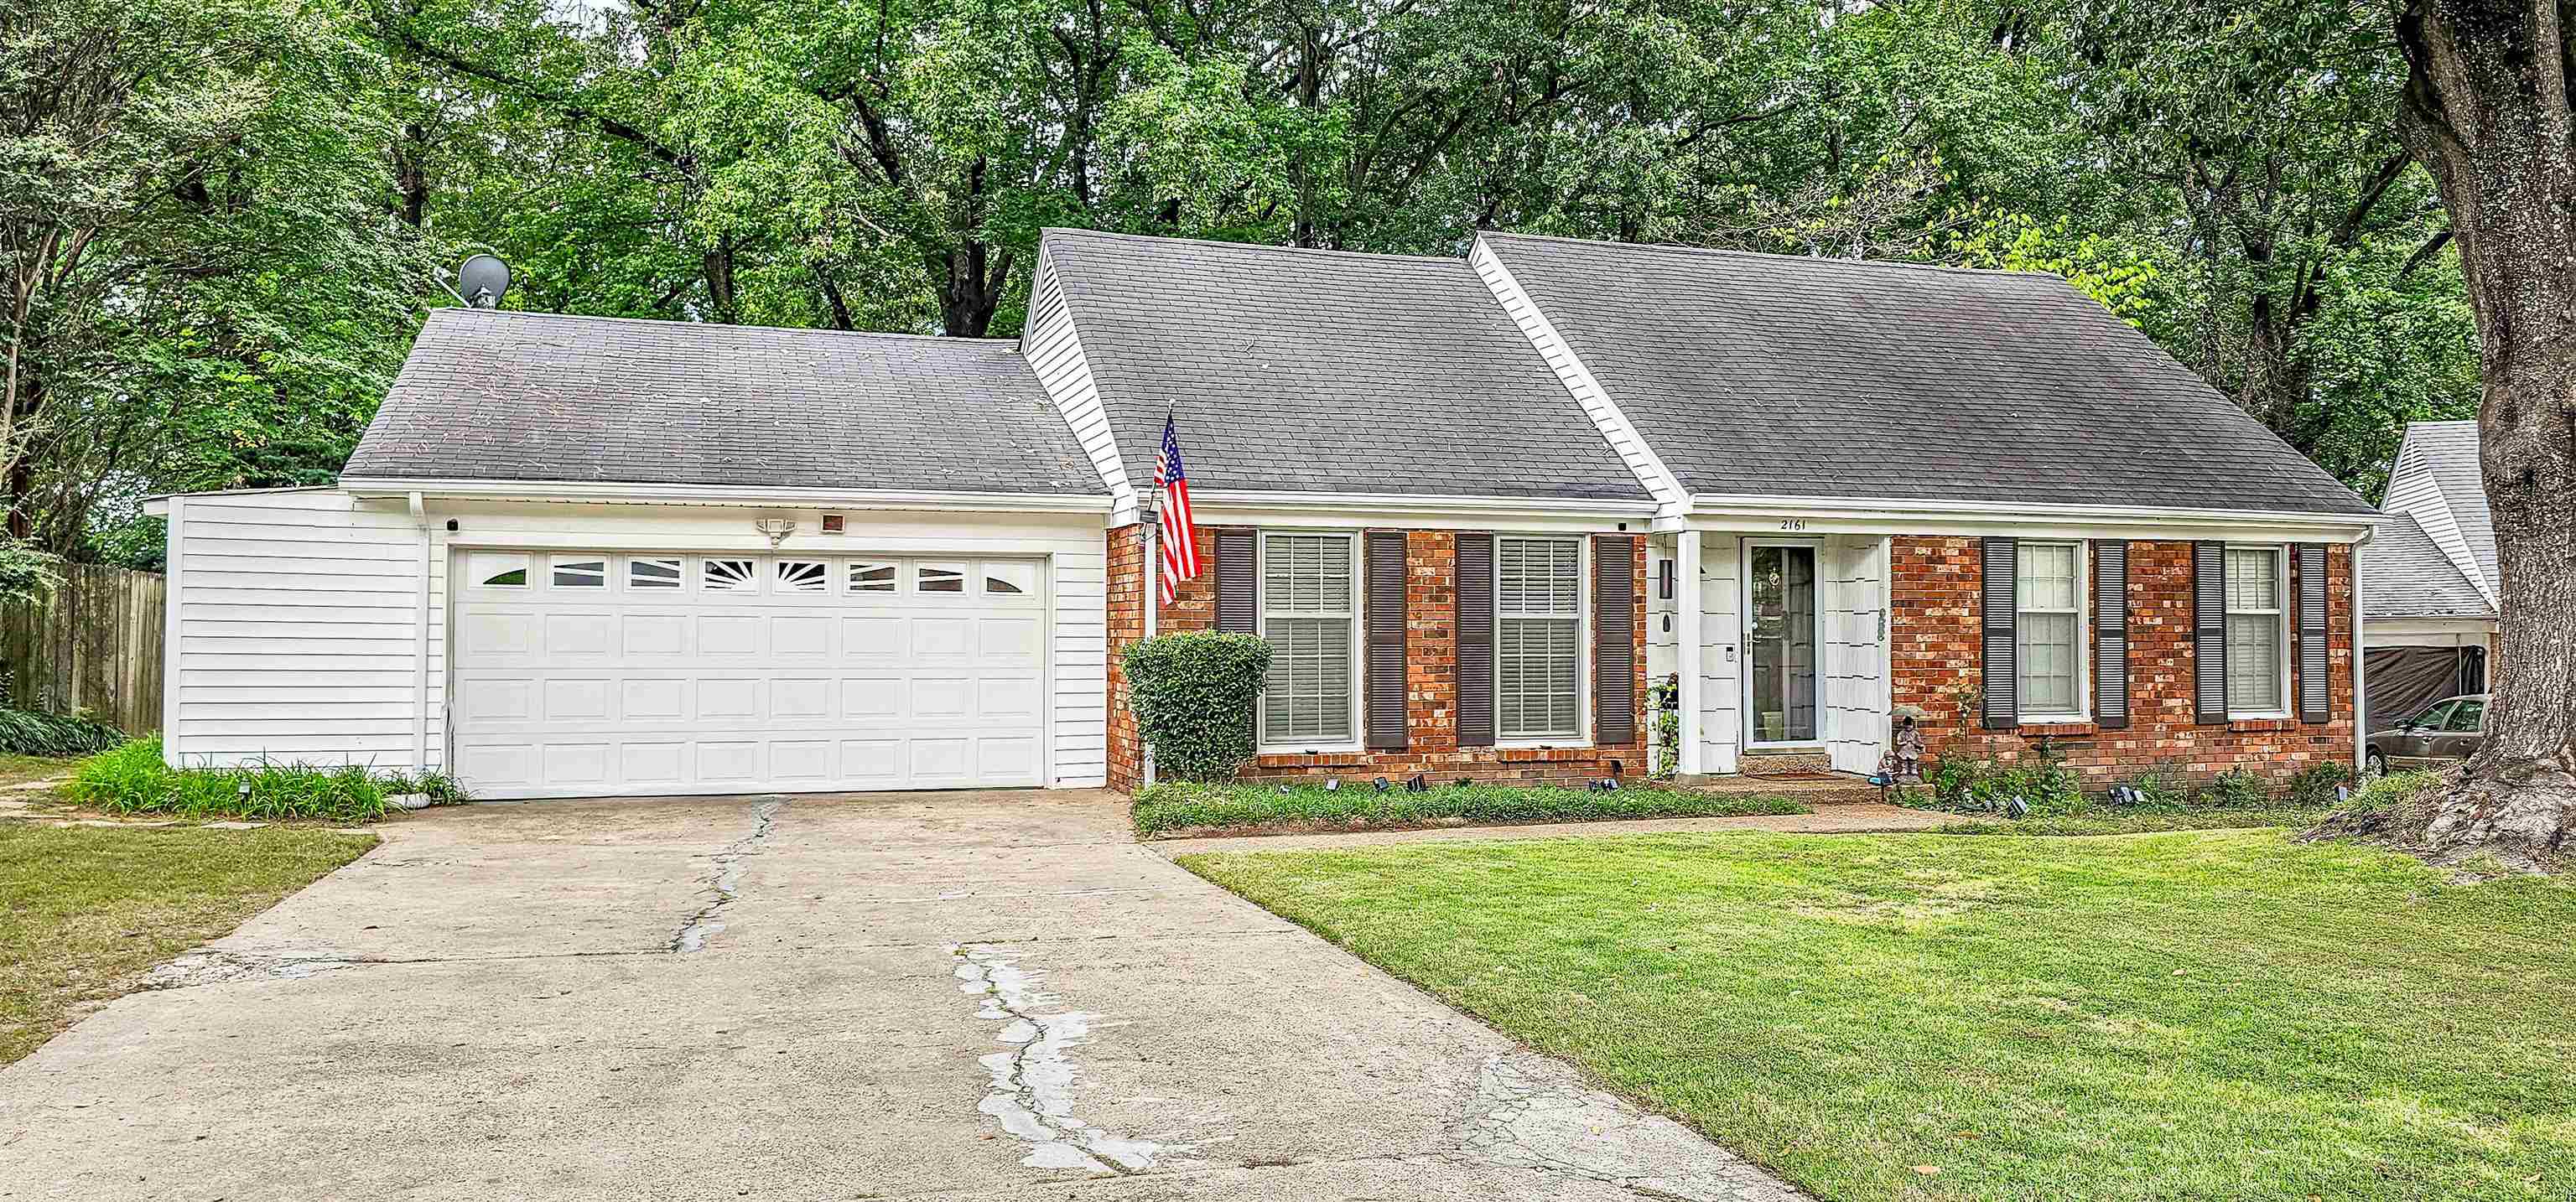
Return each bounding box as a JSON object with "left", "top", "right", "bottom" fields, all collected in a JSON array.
[
  {"left": 2013, "top": 540, "right": 2090, "bottom": 723},
  {"left": 1256, "top": 531, "right": 1365, "bottom": 754},
  {"left": 2225, "top": 543, "right": 2294, "bottom": 719},
  {"left": 1493, "top": 535, "right": 1592, "bottom": 748}
]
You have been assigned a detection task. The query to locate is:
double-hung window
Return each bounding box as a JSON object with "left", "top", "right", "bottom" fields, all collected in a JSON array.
[
  {"left": 1496, "top": 537, "right": 1581, "bottom": 739},
  {"left": 2014, "top": 541, "right": 2085, "bottom": 718},
  {"left": 1260, "top": 534, "right": 1356, "bottom": 745},
  {"left": 2224, "top": 546, "right": 2288, "bottom": 713}
]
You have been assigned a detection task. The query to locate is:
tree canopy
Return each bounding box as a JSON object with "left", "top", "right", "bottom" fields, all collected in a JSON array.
[{"left": 10, "top": 0, "right": 2482, "bottom": 563}]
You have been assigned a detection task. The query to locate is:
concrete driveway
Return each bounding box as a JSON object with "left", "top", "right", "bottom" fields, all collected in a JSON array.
[{"left": 0, "top": 791, "right": 1798, "bottom": 1201}]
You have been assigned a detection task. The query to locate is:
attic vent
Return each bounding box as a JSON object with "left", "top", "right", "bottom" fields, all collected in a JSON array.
[{"left": 821, "top": 514, "right": 846, "bottom": 535}]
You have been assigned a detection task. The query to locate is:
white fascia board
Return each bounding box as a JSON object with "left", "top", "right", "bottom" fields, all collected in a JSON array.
[
  {"left": 1683, "top": 493, "right": 2380, "bottom": 543},
  {"left": 1189, "top": 490, "right": 1657, "bottom": 532},
  {"left": 1468, "top": 236, "right": 1690, "bottom": 518},
  {"left": 336, "top": 477, "right": 1114, "bottom": 514},
  {"left": 1022, "top": 246, "right": 1139, "bottom": 525},
  {"left": 143, "top": 497, "right": 169, "bottom": 516},
  {"left": 2365, "top": 617, "right": 2498, "bottom": 645}
]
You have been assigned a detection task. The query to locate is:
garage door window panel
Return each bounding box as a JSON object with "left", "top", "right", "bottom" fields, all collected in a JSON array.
[
  {"left": 469, "top": 552, "right": 529, "bottom": 588},
  {"left": 777, "top": 560, "right": 828, "bottom": 593},
  {"left": 848, "top": 562, "right": 897, "bottom": 593},
  {"left": 551, "top": 557, "right": 607, "bottom": 588},
  {"left": 917, "top": 563, "right": 966, "bottom": 593},
  {"left": 704, "top": 558, "right": 758, "bottom": 593},
  {"left": 627, "top": 557, "right": 682, "bottom": 590}
]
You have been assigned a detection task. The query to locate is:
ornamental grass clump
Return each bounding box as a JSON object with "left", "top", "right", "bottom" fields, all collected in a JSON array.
[
  {"left": 0, "top": 707, "right": 123, "bottom": 757},
  {"left": 65, "top": 738, "right": 467, "bottom": 823},
  {"left": 1121, "top": 632, "right": 1271, "bottom": 782}
]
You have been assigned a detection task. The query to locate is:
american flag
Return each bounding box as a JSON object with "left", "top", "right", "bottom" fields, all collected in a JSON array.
[{"left": 1153, "top": 413, "right": 1199, "bottom": 604}]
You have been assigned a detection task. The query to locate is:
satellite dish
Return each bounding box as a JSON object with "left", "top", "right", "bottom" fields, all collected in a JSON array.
[{"left": 456, "top": 254, "right": 512, "bottom": 308}]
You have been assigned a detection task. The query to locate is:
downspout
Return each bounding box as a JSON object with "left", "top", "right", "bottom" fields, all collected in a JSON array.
[
  {"left": 410, "top": 492, "right": 431, "bottom": 775},
  {"left": 1140, "top": 504, "right": 1157, "bottom": 790},
  {"left": 2351, "top": 526, "right": 2371, "bottom": 774}
]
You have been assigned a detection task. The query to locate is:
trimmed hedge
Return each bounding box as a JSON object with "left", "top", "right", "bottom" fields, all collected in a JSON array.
[
  {"left": 0, "top": 707, "right": 123, "bottom": 757},
  {"left": 1132, "top": 780, "right": 1810, "bottom": 837},
  {"left": 64, "top": 738, "right": 468, "bottom": 823},
  {"left": 1123, "top": 631, "right": 1271, "bottom": 782}
]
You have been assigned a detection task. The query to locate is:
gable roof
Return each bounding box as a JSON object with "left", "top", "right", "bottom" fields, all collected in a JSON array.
[
  {"left": 1036, "top": 229, "right": 1651, "bottom": 502},
  {"left": 1475, "top": 232, "right": 2376, "bottom": 516},
  {"left": 345, "top": 308, "right": 1104, "bottom": 495},
  {"left": 2384, "top": 420, "right": 2496, "bottom": 596},
  {"left": 2361, "top": 513, "right": 2496, "bottom": 619}
]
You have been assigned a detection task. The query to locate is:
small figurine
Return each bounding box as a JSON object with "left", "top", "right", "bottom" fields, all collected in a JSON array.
[{"left": 1894, "top": 715, "right": 1924, "bottom": 782}]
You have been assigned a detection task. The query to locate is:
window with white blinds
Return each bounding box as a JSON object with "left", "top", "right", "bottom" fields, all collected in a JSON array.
[
  {"left": 1260, "top": 534, "right": 1357, "bottom": 744},
  {"left": 2225, "top": 547, "right": 2288, "bottom": 713},
  {"left": 2014, "top": 541, "right": 2085, "bottom": 718},
  {"left": 1496, "top": 536, "right": 1581, "bottom": 739}
]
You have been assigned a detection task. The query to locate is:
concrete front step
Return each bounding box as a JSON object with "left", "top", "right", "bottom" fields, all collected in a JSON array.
[{"left": 1675, "top": 769, "right": 1888, "bottom": 807}]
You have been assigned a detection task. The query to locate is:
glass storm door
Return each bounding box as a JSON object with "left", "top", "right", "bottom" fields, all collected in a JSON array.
[{"left": 1746, "top": 544, "right": 1819, "bottom": 745}]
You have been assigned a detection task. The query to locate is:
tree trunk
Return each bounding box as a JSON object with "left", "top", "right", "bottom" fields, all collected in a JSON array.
[{"left": 2385, "top": 0, "right": 2576, "bottom": 869}]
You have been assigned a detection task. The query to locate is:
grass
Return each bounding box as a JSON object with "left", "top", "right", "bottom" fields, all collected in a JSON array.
[
  {"left": 1180, "top": 830, "right": 2576, "bottom": 1200},
  {"left": 0, "top": 823, "right": 377, "bottom": 1065},
  {"left": 0, "top": 752, "right": 76, "bottom": 790},
  {"left": 1131, "top": 779, "right": 1810, "bottom": 837},
  {"left": 61, "top": 737, "right": 466, "bottom": 823},
  {"left": 1928, "top": 798, "right": 2343, "bottom": 836}
]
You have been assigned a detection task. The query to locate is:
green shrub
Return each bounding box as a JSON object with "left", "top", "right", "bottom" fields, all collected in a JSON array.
[
  {"left": 2106, "top": 771, "right": 2189, "bottom": 807},
  {"left": 2202, "top": 767, "right": 2273, "bottom": 808},
  {"left": 1921, "top": 750, "right": 2082, "bottom": 816},
  {"left": 0, "top": 707, "right": 123, "bottom": 757},
  {"left": 63, "top": 738, "right": 469, "bottom": 823},
  {"left": 2287, "top": 761, "right": 2355, "bottom": 808},
  {"left": 1131, "top": 780, "right": 1809, "bottom": 837},
  {"left": 2343, "top": 768, "right": 2443, "bottom": 817},
  {"left": 1122, "top": 632, "right": 1272, "bottom": 782}
]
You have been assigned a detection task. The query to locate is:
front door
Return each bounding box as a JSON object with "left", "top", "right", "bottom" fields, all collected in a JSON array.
[{"left": 1744, "top": 543, "right": 1820, "bottom": 747}]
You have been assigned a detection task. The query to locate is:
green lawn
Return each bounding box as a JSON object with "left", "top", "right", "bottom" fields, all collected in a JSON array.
[
  {"left": 1181, "top": 830, "right": 2576, "bottom": 1200},
  {"left": 1, "top": 825, "right": 377, "bottom": 1065},
  {"left": 0, "top": 753, "right": 75, "bottom": 791},
  {"left": 1929, "top": 802, "right": 2342, "bottom": 837}
]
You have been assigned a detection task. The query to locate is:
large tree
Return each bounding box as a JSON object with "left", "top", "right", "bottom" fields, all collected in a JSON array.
[{"left": 2360, "top": 0, "right": 2576, "bottom": 869}]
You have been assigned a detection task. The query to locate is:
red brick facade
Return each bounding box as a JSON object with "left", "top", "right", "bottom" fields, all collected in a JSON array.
[
  {"left": 1105, "top": 525, "right": 1647, "bottom": 793},
  {"left": 1891, "top": 536, "right": 2356, "bottom": 785}
]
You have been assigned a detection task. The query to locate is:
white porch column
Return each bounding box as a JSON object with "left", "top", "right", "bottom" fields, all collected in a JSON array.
[{"left": 1677, "top": 530, "right": 1705, "bottom": 775}]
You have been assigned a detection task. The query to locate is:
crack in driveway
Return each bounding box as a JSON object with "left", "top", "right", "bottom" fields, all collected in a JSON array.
[
  {"left": 953, "top": 945, "right": 1186, "bottom": 1175},
  {"left": 671, "top": 799, "right": 784, "bottom": 953}
]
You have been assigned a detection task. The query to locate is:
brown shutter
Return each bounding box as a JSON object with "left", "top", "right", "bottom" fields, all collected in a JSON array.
[
  {"left": 2297, "top": 543, "right": 2329, "bottom": 723},
  {"left": 1364, "top": 531, "right": 1409, "bottom": 750},
  {"left": 1593, "top": 536, "right": 1638, "bottom": 745},
  {"left": 1980, "top": 536, "right": 2018, "bottom": 729},
  {"left": 2193, "top": 541, "right": 2228, "bottom": 724},
  {"left": 2092, "top": 541, "right": 2130, "bottom": 729},
  {"left": 1455, "top": 533, "right": 1494, "bottom": 747},
  {"left": 1214, "top": 528, "right": 1257, "bottom": 635}
]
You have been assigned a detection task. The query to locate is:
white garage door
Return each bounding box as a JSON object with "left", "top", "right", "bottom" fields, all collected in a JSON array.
[{"left": 449, "top": 550, "right": 1047, "bottom": 799}]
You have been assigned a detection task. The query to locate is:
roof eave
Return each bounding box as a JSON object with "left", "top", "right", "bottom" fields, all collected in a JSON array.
[
  {"left": 1679, "top": 492, "right": 2380, "bottom": 540},
  {"left": 335, "top": 477, "right": 1114, "bottom": 514}
]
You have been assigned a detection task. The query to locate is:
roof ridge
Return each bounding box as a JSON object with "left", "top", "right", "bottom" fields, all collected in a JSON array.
[
  {"left": 1477, "top": 230, "right": 2068, "bottom": 282},
  {"left": 1040, "top": 226, "right": 1467, "bottom": 267},
  {"left": 429, "top": 307, "right": 1018, "bottom": 349}
]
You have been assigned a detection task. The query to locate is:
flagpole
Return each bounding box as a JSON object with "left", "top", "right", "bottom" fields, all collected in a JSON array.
[{"left": 1140, "top": 487, "right": 1158, "bottom": 790}]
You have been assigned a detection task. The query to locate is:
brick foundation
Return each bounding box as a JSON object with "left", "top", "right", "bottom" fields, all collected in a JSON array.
[
  {"left": 1892, "top": 536, "right": 2356, "bottom": 786},
  {"left": 1105, "top": 526, "right": 1647, "bottom": 793}
]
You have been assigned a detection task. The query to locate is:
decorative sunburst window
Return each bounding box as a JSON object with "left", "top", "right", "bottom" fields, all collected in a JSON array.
[
  {"left": 703, "top": 557, "right": 759, "bottom": 592},
  {"left": 777, "top": 560, "right": 828, "bottom": 593}
]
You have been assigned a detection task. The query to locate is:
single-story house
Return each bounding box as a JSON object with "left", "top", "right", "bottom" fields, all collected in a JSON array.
[
  {"left": 2359, "top": 419, "right": 2498, "bottom": 729},
  {"left": 148, "top": 228, "right": 2379, "bottom": 800}
]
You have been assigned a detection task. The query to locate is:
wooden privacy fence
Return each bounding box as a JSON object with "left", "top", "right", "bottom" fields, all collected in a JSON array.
[{"left": 0, "top": 563, "right": 166, "bottom": 736}]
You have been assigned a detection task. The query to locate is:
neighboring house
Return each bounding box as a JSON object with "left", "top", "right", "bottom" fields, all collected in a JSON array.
[
  {"left": 2360, "top": 420, "right": 2499, "bottom": 731},
  {"left": 146, "top": 230, "right": 2379, "bottom": 801}
]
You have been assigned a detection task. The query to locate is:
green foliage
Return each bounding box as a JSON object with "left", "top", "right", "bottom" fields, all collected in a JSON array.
[
  {"left": 2204, "top": 767, "right": 2275, "bottom": 809},
  {"left": 1131, "top": 780, "right": 1808, "bottom": 837},
  {"left": 0, "top": 709, "right": 122, "bottom": 758},
  {"left": 2108, "top": 771, "right": 2189, "bottom": 807},
  {"left": 1121, "top": 632, "right": 1271, "bottom": 783},
  {"left": 1646, "top": 674, "right": 1681, "bottom": 780},
  {"left": 1923, "top": 747, "right": 2085, "bottom": 815},
  {"left": 0, "top": 541, "right": 60, "bottom": 609},
  {"left": 64, "top": 738, "right": 466, "bottom": 823},
  {"left": 2288, "top": 762, "right": 2356, "bottom": 808},
  {"left": 2345, "top": 769, "right": 2444, "bottom": 817}
]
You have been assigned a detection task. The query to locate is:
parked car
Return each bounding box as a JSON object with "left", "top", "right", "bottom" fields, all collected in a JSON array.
[{"left": 2366, "top": 693, "right": 2487, "bottom": 775}]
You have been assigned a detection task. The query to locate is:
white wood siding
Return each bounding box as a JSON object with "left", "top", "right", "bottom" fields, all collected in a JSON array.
[
  {"left": 1820, "top": 536, "right": 1892, "bottom": 775},
  {"left": 1468, "top": 237, "right": 1687, "bottom": 515},
  {"left": 2380, "top": 439, "right": 2489, "bottom": 602},
  {"left": 1696, "top": 534, "right": 1742, "bottom": 775},
  {"left": 167, "top": 489, "right": 434, "bottom": 770},
  {"left": 1024, "top": 251, "right": 1137, "bottom": 523},
  {"left": 166, "top": 494, "right": 1110, "bottom": 789}
]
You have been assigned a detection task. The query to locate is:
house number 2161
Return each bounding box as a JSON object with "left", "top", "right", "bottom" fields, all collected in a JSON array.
[{"left": 1779, "top": 519, "right": 1807, "bottom": 531}]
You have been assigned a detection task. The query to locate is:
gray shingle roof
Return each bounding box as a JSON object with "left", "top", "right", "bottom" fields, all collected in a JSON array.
[
  {"left": 2362, "top": 513, "right": 2496, "bottom": 619},
  {"left": 2395, "top": 421, "right": 2496, "bottom": 588},
  {"left": 345, "top": 309, "right": 1105, "bottom": 495},
  {"left": 1038, "top": 229, "right": 1651, "bottom": 501},
  {"left": 1479, "top": 233, "right": 2377, "bottom": 516}
]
